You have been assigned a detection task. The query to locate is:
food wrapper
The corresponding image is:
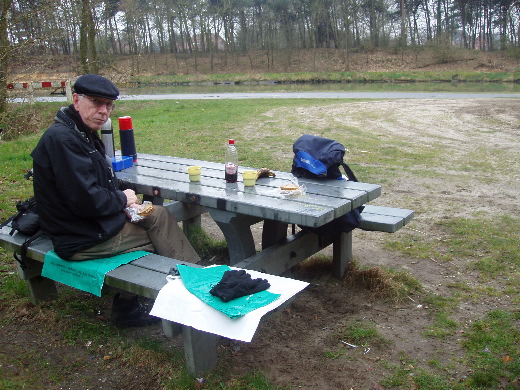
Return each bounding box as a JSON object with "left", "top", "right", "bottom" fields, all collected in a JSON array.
[
  {"left": 125, "top": 201, "right": 154, "bottom": 222},
  {"left": 280, "top": 185, "right": 306, "bottom": 197},
  {"left": 279, "top": 175, "right": 306, "bottom": 197}
]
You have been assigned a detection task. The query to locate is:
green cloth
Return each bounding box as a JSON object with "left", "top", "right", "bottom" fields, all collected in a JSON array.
[
  {"left": 177, "top": 264, "right": 281, "bottom": 319},
  {"left": 42, "top": 250, "right": 151, "bottom": 296}
]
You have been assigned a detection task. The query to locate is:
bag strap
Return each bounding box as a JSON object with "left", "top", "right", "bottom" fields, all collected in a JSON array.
[
  {"left": 13, "top": 230, "right": 44, "bottom": 270},
  {"left": 0, "top": 213, "right": 18, "bottom": 232},
  {"left": 341, "top": 162, "right": 359, "bottom": 182}
]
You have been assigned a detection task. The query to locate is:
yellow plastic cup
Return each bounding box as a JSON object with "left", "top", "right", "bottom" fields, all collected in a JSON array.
[
  {"left": 187, "top": 166, "right": 201, "bottom": 182},
  {"left": 242, "top": 170, "right": 257, "bottom": 187}
]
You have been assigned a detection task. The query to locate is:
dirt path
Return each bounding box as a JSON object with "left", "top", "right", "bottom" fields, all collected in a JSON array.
[
  {"left": 1, "top": 98, "right": 518, "bottom": 389},
  {"left": 213, "top": 98, "right": 520, "bottom": 388}
]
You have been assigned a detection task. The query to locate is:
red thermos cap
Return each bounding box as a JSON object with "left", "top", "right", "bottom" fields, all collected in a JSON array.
[{"left": 118, "top": 116, "right": 133, "bottom": 130}]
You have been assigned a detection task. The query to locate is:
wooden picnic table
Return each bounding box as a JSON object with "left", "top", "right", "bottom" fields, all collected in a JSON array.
[
  {"left": 116, "top": 153, "right": 383, "bottom": 278},
  {"left": 0, "top": 152, "right": 412, "bottom": 377}
]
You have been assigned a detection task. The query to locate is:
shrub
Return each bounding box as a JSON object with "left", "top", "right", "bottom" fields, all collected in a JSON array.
[{"left": 0, "top": 104, "right": 45, "bottom": 141}]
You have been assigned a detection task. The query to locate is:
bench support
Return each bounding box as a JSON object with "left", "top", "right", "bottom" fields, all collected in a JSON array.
[
  {"left": 26, "top": 275, "right": 59, "bottom": 304},
  {"left": 237, "top": 226, "right": 353, "bottom": 278},
  {"left": 262, "top": 220, "right": 289, "bottom": 248},
  {"left": 182, "top": 326, "right": 219, "bottom": 377},
  {"left": 16, "top": 257, "right": 58, "bottom": 304},
  {"left": 162, "top": 320, "right": 183, "bottom": 338}
]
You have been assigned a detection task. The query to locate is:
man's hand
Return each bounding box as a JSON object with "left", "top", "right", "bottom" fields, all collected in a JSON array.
[{"left": 123, "top": 189, "right": 139, "bottom": 207}]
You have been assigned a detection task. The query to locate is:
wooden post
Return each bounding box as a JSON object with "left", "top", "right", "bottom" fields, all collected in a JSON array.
[
  {"left": 65, "top": 80, "right": 72, "bottom": 103},
  {"left": 28, "top": 83, "right": 34, "bottom": 104}
]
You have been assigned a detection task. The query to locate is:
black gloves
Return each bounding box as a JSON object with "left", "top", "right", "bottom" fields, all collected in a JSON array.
[{"left": 210, "top": 270, "right": 270, "bottom": 302}]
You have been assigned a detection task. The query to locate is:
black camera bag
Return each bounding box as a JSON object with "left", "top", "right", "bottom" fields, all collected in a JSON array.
[
  {"left": 1, "top": 171, "right": 44, "bottom": 270},
  {"left": 9, "top": 197, "right": 40, "bottom": 236},
  {"left": 0, "top": 197, "right": 43, "bottom": 270}
]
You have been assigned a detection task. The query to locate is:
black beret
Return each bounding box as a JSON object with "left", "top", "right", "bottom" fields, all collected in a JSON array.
[{"left": 74, "top": 74, "right": 119, "bottom": 100}]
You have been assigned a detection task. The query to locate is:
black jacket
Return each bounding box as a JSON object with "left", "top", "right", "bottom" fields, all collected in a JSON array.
[{"left": 31, "top": 107, "right": 127, "bottom": 259}]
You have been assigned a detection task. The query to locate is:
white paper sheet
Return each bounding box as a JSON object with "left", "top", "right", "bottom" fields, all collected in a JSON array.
[{"left": 149, "top": 268, "right": 309, "bottom": 342}]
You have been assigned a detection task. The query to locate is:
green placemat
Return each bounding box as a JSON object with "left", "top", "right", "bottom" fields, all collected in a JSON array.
[
  {"left": 177, "top": 264, "right": 281, "bottom": 319},
  {"left": 42, "top": 250, "right": 151, "bottom": 296}
]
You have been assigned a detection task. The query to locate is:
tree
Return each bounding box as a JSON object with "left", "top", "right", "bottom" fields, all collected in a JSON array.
[
  {"left": 399, "top": 0, "right": 407, "bottom": 46},
  {"left": 495, "top": 0, "right": 517, "bottom": 49},
  {"left": 79, "top": 0, "right": 98, "bottom": 73},
  {"left": 0, "top": 0, "right": 13, "bottom": 113},
  {"left": 1, "top": 0, "right": 519, "bottom": 89}
]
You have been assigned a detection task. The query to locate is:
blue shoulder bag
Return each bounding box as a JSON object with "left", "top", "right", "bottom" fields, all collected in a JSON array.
[{"left": 291, "top": 134, "right": 364, "bottom": 235}]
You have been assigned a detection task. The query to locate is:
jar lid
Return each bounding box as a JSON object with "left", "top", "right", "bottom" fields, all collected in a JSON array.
[{"left": 118, "top": 116, "right": 133, "bottom": 130}]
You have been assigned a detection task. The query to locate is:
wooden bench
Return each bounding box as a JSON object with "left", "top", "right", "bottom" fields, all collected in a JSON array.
[
  {"left": 0, "top": 202, "right": 413, "bottom": 377},
  {"left": 0, "top": 201, "right": 219, "bottom": 377},
  {"left": 359, "top": 205, "right": 414, "bottom": 233}
]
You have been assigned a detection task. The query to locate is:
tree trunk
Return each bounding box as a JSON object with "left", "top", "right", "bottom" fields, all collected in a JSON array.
[
  {"left": 400, "top": 0, "right": 407, "bottom": 47},
  {"left": 0, "top": 0, "right": 13, "bottom": 114},
  {"left": 436, "top": 0, "right": 442, "bottom": 40},
  {"left": 79, "top": 0, "right": 97, "bottom": 73},
  {"left": 86, "top": 0, "right": 98, "bottom": 73}
]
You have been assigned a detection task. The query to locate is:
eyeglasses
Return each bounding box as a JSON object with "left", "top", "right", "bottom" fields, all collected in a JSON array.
[{"left": 79, "top": 94, "right": 115, "bottom": 111}]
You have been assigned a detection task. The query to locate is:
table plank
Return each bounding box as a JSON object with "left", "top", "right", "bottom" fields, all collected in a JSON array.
[
  {"left": 117, "top": 167, "right": 339, "bottom": 227},
  {"left": 117, "top": 154, "right": 381, "bottom": 227},
  {"left": 135, "top": 154, "right": 381, "bottom": 201}
]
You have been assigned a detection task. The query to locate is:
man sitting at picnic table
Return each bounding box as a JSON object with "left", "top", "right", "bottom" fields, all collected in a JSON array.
[{"left": 30, "top": 74, "right": 200, "bottom": 327}]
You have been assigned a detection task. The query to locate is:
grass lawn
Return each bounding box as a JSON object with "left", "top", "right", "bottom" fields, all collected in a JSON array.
[{"left": 1, "top": 98, "right": 518, "bottom": 389}]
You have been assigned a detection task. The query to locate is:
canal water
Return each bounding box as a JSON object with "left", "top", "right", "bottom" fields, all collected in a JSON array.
[
  {"left": 9, "top": 80, "right": 520, "bottom": 103},
  {"left": 118, "top": 80, "right": 520, "bottom": 95}
]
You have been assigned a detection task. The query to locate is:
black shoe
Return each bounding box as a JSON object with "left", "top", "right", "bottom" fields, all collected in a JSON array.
[{"left": 111, "top": 293, "right": 162, "bottom": 328}]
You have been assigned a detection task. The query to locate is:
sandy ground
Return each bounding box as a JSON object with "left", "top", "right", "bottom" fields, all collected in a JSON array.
[{"left": 207, "top": 98, "right": 520, "bottom": 388}]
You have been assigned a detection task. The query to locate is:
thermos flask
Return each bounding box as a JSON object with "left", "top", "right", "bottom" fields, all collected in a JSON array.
[
  {"left": 100, "top": 118, "right": 115, "bottom": 158},
  {"left": 118, "top": 116, "right": 137, "bottom": 163}
]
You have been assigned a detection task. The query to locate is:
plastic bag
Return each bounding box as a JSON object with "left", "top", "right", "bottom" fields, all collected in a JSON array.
[{"left": 125, "top": 201, "right": 154, "bottom": 222}]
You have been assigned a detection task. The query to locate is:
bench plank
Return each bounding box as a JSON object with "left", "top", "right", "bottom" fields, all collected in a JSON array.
[
  {"left": 130, "top": 253, "right": 195, "bottom": 274},
  {"left": 362, "top": 205, "right": 414, "bottom": 224},
  {"left": 0, "top": 226, "right": 50, "bottom": 261},
  {"left": 360, "top": 213, "right": 405, "bottom": 233},
  {"left": 360, "top": 205, "right": 414, "bottom": 233},
  {"left": 106, "top": 255, "right": 202, "bottom": 298},
  {"left": 105, "top": 264, "right": 169, "bottom": 298}
]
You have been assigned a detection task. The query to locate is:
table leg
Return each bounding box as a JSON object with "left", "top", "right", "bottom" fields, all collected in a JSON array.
[
  {"left": 145, "top": 196, "right": 205, "bottom": 235},
  {"left": 208, "top": 209, "right": 261, "bottom": 264},
  {"left": 332, "top": 231, "right": 353, "bottom": 279},
  {"left": 262, "top": 220, "right": 289, "bottom": 249}
]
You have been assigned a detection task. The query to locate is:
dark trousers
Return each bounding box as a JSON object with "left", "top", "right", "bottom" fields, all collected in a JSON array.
[{"left": 69, "top": 205, "right": 200, "bottom": 263}]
